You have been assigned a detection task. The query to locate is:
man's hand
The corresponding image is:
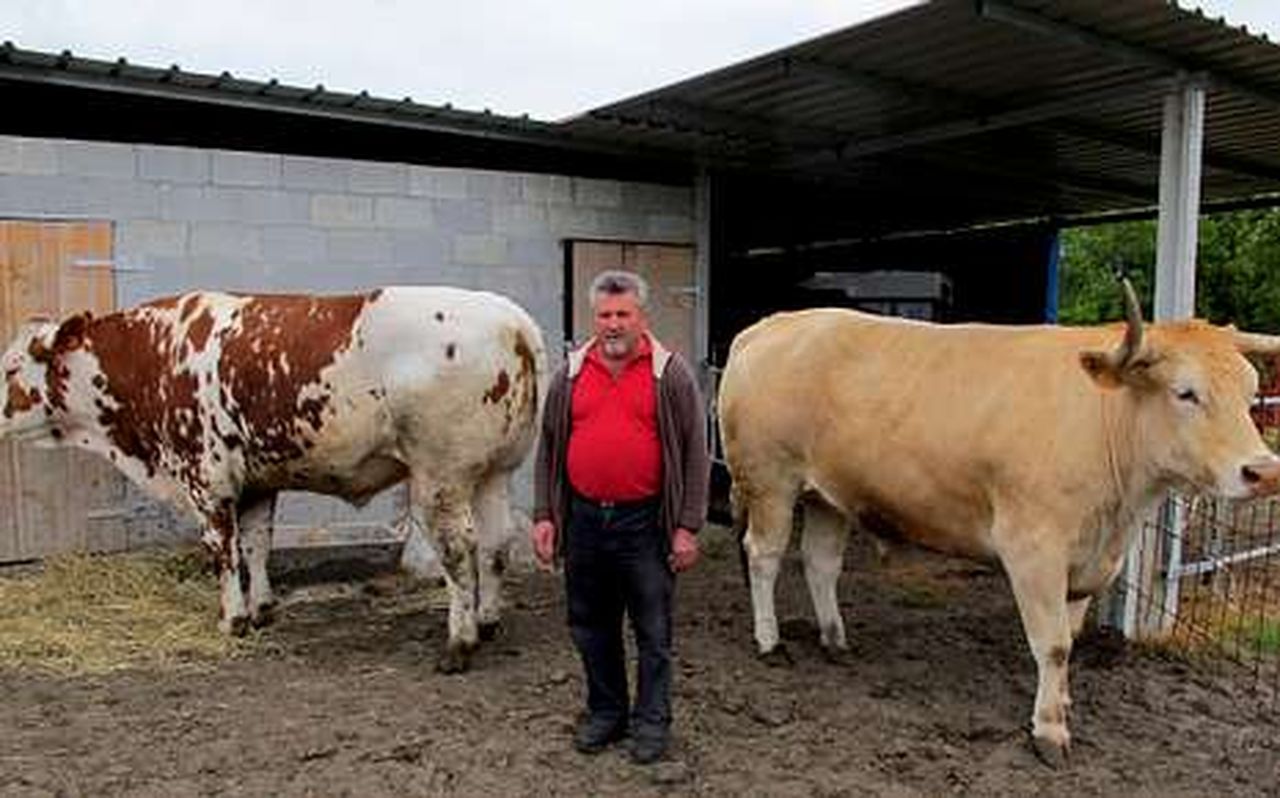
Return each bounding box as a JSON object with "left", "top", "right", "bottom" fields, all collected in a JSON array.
[
  {"left": 669, "top": 527, "right": 699, "bottom": 573},
  {"left": 531, "top": 520, "right": 557, "bottom": 570}
]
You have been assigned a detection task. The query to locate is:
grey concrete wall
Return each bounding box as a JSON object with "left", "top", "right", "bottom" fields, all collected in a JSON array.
[{"left": 0, "top": 134, "right": 695, "bottom": 552}]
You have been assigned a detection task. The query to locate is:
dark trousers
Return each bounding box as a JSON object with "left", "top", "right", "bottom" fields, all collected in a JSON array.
[{"left": 565, "top": 495, "right": 673, "bottom": 734}]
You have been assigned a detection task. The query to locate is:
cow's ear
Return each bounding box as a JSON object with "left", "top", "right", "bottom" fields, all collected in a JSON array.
[
  {"left": 1081, "top": 349, "right": 1160, "bottom": 390},
  {"left": 27, "top": 330, "right": 55, "bottom": 364},
  {"left": 52, "top": 312, "right": 92, "bottom": 352},
  {"left": 1080, "top": 350, "right": 1124, "bottom": 389}
]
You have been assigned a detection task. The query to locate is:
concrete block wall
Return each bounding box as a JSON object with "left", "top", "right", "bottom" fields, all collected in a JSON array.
[{"left": 0, "top": 134, "right": 695, "bottom": 551}]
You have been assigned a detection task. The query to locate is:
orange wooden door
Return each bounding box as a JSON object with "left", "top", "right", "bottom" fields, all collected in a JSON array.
[
  {"left": 0, "top": 221, "right": 124, "bottom": 562},
  {"left": 569, "top": 241, "right": 697, "bottom": 364}
]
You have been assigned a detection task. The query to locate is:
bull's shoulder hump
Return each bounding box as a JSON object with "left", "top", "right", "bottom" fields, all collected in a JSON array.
[{"left": 372, "top": 286, "right": 541, "bottom": 327}]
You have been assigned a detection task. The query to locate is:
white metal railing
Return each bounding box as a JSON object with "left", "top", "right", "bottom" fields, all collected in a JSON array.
[{"left": 704, "top": 362, "right": 726, "bottom": 466}]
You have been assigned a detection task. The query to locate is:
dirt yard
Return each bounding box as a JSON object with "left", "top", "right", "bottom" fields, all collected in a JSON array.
[{"left": 2, "top": 526, "right": 1278, "bottom": 797}]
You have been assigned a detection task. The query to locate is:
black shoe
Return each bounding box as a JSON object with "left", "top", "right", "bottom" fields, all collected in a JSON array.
[
  {"left": 574, "top": 716, "right": 627, "bottom": 754},
  {"left": 628, "top": 730, "right": 668, "bottom": 765}
]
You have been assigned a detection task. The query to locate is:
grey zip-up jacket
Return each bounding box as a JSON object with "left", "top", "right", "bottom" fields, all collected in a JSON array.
[{"left": 533, "top": 333, "right": 710, "bottom": 558}]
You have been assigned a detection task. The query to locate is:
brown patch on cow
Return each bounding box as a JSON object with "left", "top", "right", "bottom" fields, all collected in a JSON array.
[
  {"left": 86, "top": 309, "right": 206, "bottom": 486},
  {"left": 446, "top": 343, "right": 457, "bottom": 360},
  {"left": 508, "top": 330, "right": 540, "bottom": 432},
  {"left": 514, "top": 332, "right": 536, "bottom": 380},
  {"left": 147, "top": 296, "right": 182, "bottom": 311},
  {"left": 208, "top": 500, "right": 237, "bottom": 573},
  {"left": 186, "top": 308, "right": 215, "bottom": 353},
  {"left": 180, "top": 295, "right": 200, "bottom": 322},
  {"left": 35, "top": 313, "right": 93, "bottom": 412},
  {"left": 218, "top": 294, "right": 367, "bottom": 465},
  {"left": 1047, "top": 646, "right": 1069, "bottom": 668},
  {"left": 483, "top": 370, "right": 510, "bottom": 404},
  {"left": 4, "top": 381, "right": 39, "bottom": 418}
]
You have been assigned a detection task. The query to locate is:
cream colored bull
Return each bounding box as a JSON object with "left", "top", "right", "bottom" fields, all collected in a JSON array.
[{"left": 717, "top": 282, "right": 1280, "bottom": 765}]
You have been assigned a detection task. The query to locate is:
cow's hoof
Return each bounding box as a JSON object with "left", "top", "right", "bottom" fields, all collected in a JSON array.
[
  {"left": 250, "top": 604, "right": 276, "bottom": 629},
  {"left": 478, "top": 620, "right": 502, "bottom": 642},
  {"left": 222, "top": 615, "right": 251, "bottom": 638},
  {"left": 436, "top": 644, "right": 474, "bottom": 674},
  {"left": 1031, "top": 735, "right": 1069, "bottom": 769},
  {"left": 820, "top": 644, "right": 854, "bottom": 667},
  {"left": 758, "top": 645, "right": 794, "bottom": 668}
]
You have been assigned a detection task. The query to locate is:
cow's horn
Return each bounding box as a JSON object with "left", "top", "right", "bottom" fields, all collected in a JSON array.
[
  {"left": 1111, "top": 276, "right": 1145, "bottom": 368},
  {"left": 1234, "top": 331, "right": 1280, "bottom": 354}
]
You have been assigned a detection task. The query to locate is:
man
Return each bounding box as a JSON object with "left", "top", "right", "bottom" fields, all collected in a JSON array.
[{"left": 531, "top": 269, "right": 709, "bottom": 765}]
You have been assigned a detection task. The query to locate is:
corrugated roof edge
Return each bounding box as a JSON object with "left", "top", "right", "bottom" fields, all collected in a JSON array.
[
  {"left": 0, "top": 39, "right": 556, "bottom": 132},
  {"left": 1173, "top": 1, "right": 1273, "bottom": 44}
]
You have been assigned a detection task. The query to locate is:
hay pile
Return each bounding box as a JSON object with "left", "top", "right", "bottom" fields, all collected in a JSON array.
[{"left": 0, "top": 547, "right": 253, "bottom": 675}]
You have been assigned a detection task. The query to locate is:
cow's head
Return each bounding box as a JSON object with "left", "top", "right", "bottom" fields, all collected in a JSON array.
[
  {"left": 1080, "top": 280, "right": 1280, "bottom": 499},
  {"left": 0, "top": 313, "right": 90, "bottom": 442}
]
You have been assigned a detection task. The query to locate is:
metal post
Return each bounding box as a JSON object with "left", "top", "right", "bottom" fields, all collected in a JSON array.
[
  {"left": 1118, "top": 78, "right": 1204, "bottom": 638},
  {"left": 1154, "top": 78, "right": 1204, "bottom": 321},
  {"left": 694, "top": 167, "right": 713, "bottom": 388}
]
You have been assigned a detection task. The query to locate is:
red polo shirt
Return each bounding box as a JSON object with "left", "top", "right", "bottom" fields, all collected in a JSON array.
[{"left": 566, "top": 338, "right": 662, "bottom": 502}]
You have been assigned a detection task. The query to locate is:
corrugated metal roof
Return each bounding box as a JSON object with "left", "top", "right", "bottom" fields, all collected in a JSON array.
[
  {"left": 565, "top": 0, "right": 1280, "bottom": 239},
  {"left": 3, "top": 0, "right": 1280, "bottom": 239},
  {"left": 0, "top": 40, "right": 563, "bottom": 141}
]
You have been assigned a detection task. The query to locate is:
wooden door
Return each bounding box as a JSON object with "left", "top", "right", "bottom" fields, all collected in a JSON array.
[
  {"left": 0, "top": 221, "right": 123, "bottom": 562},
  {"left": 568, "top": 241, "right": 697, "bottom": 363}
]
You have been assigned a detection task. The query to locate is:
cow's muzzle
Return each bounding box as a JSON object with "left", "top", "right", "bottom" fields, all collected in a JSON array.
[{"left": 1241, "top": 458, "right": 1280, "bottom": 495}]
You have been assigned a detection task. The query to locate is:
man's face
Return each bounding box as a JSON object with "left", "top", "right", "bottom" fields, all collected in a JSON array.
[{"left": 593, "top": 291, "right": 648, "bottom": 360}]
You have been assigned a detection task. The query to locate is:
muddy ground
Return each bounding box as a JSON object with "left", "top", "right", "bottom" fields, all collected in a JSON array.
[{"left": 2, "top": 526, "right": 1278, "bottom": 797}]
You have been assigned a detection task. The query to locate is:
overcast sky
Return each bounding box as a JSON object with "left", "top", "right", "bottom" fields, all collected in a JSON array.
[{"left": 3, "top": 1, "right": 1279, "bottom": 122}]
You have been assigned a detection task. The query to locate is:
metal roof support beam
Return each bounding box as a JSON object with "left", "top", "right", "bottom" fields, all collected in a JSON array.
[
  {"left": 784, "top": 77, "right": 1169, "bottom": 168},
  {"left": 1155, "top": 80, "right": 1204, "bottom": 322},
  {"left": 694, "top": 167, "right": 713, "bottom": 377},
  {"left": 1116, "top": 80, "right": 1205, "bottom": 639},
  {"left": 790, "top": 54, "right": 1280, "bottom": 185},
  {"left": 979, "top": 0, "right": 1280, "bottom": 113},
  {"left": 1055, "top": 120, "right": 1280, "bottom": 185}
]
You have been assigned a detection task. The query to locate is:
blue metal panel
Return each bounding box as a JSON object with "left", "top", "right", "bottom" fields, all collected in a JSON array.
[{"left": 1044, "top": 229, "right": 1061, "bottom": 323}]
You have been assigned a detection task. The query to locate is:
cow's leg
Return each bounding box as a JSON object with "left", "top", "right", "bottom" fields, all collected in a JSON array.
[
  {"left": 411, "top": 475, "right": 480, "bottom": 673},
  {"left": 203, "top": 504, "right": 251, "bottom": 637},
  {"left": 999, "top": 534, "right": 1073, "bottom": 767},
  {"left": 1060, "top": 594, "right": 1092, "bottom": 716},
  {"left": 238, "top": 493, "right": 278, "bottom": 629},
  {"left": 742, "top": 488, "right": 797, "bottom": 665},
  {"left": 800, "top": 497, "right": 851, "bottom": 661},
  {"left": 472, "top": 470, "right": 512, "bottom": 642},
  {"left": 1067, "top": 595, "right": 1092, "bottom": 641}
]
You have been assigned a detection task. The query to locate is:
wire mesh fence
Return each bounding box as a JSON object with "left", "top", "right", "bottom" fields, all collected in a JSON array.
[
  {"left": 1108, "top": 494, "right": 1280, "bottom": 710},
  {"left": 1105, "top": 384, "right": 1280, "bottom": 712}
]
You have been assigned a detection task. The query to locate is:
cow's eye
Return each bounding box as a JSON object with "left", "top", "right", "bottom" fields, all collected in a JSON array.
[{"left": 1175, "top": 387, "right": 1200, "bottom": 405}]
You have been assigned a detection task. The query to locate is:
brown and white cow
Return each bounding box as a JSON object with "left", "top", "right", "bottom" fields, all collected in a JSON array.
[
  {"left": 717, "top": 282, "right": 1280, "bottom": 764},
  {"left": 0, "top": 286, "right": 545, "bottom": 672}
]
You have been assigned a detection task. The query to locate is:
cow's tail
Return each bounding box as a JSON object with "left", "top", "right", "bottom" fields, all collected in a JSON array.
[{"left": 730, "top": 479, "right": 751, "bottom": 591}]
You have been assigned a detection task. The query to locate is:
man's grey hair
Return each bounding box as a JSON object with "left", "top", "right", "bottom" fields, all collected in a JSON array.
[{"left": 590, "top": 269, "right": 649, "bottom": 310}]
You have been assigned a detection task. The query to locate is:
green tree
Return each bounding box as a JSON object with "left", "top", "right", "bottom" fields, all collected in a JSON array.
[{"left": 1059, "top": 208, "right": 1280, "bottom": 332}]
